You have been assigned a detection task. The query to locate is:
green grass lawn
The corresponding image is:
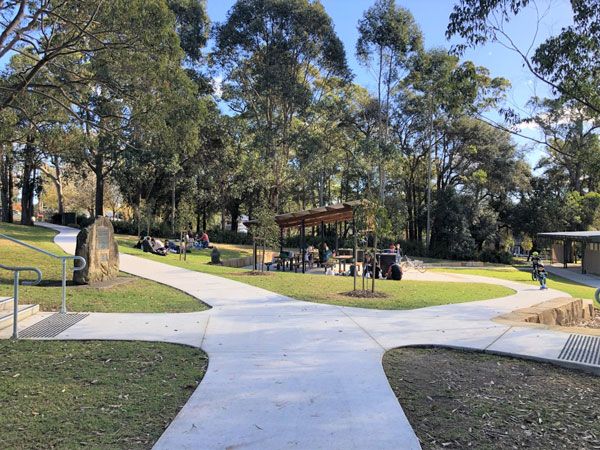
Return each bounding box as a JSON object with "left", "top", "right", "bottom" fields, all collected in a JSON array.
[
  {"left": 434, "top": 266, "right": 599, "bottom": 304},
  {"left": 117, "top": 240, "right": 514, "bottom": 309},
  {"left": 0, "top": 340, "right": 207, "bottom": 449},
  {"left": 0, "top": 223, "right": 207, "bottom": 313}
]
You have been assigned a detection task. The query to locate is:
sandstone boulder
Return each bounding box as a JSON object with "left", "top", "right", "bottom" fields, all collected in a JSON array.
[{"left": 73, "top": 217, "right": 120, "bottom": 284}]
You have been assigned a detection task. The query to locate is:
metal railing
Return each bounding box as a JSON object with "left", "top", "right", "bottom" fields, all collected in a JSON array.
[
  {"left": 0, "top": 263, "right": 42, "bottom": 339},
  {"left": 0, "top": 233, "right": 86, "bottom": 313}
]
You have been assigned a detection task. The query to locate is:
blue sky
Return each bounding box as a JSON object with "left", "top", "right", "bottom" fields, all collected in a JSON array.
[{"left": 206, "top": 0, "right": 574, "bottom": 166}]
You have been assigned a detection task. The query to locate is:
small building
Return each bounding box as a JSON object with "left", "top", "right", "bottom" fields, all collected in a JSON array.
[{"left": 538, "top": 231, "right": 600, "bottom": 275}]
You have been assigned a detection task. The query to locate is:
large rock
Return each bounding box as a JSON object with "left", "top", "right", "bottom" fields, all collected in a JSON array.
[
  {"left": 497, "top": 297, "right": 595, "bottom": 327},
  {"left": 73, "top": 217, "right": 120, "bottom": 285}
]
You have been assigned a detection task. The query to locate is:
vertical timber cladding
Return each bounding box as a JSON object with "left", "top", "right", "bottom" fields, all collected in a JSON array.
[{"left": 586, "top": 242, "right": 600, "bottom": 276}]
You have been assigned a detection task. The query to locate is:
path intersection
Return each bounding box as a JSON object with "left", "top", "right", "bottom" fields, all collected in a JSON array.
[{"left": 10, "top": 223, "right": 597, "bottom": 449}]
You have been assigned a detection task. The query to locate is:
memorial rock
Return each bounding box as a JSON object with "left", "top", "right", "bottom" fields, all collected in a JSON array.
[{"left": 73, "top": 216, "right": 120, "bottom": 284}]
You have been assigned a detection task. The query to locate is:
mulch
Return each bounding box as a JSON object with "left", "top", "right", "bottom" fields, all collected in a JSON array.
[
  {"left": 341, "top": 289, "right": 388, "bottom": 299},
  {"left": 383, "top": 347, "right": 600, "bottom": 449}
]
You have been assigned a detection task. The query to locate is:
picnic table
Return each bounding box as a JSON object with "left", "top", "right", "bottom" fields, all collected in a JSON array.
[{"left": 331, "top": 254, "right": 353, "bottom": 273}]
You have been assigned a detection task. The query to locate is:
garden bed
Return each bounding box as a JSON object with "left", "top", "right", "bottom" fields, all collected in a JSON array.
[{"left": 384, "top": 347, "right": 600, "bottom": 449}]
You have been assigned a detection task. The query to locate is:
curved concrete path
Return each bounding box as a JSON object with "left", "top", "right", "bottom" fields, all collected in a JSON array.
[{"left": 26, "top": 223, "right": 594, "bottom": 449}]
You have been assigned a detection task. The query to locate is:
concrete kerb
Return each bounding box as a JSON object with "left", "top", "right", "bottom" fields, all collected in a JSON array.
[{"left": 15, "top": 222, "right": 599, "bottom": 449}]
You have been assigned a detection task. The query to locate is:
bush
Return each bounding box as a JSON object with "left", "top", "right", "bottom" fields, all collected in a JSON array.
[
  {"left": 77, "top": 215, "right": 95, "bottom": 228},
  {"left": 50, "top": 213, "right": 62, "bottom": 224},
  {"left": 478, "top": 249, "right": 513, "bottom": 265},
  {"left": 208, "top": 228, "right": 254, "bottom": 245}
]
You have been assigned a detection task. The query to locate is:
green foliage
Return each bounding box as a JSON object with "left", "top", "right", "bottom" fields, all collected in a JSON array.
[
  {"left": 213, "top": 0, "right": 349, "bottom": 209},
  {"left": 430, "top": 189, "right": 477, "bottom": 260},
  {"left": 478, "top": 248, "right": 513, "bottom": 265},
  {"left": 447, "top": 0, "right": 600, "bottom": 113},
  {"left": 252, "top": 205, "right": 281, "bottom": 250}
]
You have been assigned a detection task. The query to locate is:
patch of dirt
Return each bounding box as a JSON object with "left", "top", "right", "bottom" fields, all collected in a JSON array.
[
  {"left": 341, "top": 290, "right": 388, "bottom": 299},
  {"left": 238, "top": 271, "right": 275, "bottom": 277},
  {"left": 383, "top": 347, "right": 600, "bottom": 450}
]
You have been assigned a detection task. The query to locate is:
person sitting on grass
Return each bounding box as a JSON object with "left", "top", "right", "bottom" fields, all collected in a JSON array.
[
  {"left": 363, "top": 254, "right": 381, "bottom": 279},
  {"left": 150, "top": 237, "right": 168, "bottom": 256},
  {"left": 199, "top": 230, "right": 210, "bottom": 249},
  {"left": 165, "top": 240, "right": 179, "bottom": 254},
  {"left": 386, "top": 263, "right": 403, "bottom": 281}
]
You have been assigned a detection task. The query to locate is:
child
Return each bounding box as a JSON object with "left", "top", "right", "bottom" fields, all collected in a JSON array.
[{"left": 536, "top": 261, "right": 548, "bottom": 290}]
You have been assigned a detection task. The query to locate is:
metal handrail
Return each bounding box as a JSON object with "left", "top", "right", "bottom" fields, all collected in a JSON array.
[
  {"left": 0, "top": 233, "right": 86, "bottom": 313},
  {"left": 0, "top": 263, "right": 42, "bottom": 339}
]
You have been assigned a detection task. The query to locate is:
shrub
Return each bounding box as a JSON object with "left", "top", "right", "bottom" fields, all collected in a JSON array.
[
  {"left": 478, "top": 249, "right": 513, "bottom": 264},
  {"left": 208, "top": 228, "right": 254, "bottom": 245}
]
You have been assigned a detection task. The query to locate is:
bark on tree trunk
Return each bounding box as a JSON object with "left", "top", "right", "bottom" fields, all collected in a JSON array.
[
  {"left": 0, "top": 147, "right": 14, "bottom": 223},
  {"left": 229, "top": 202, "right": 240, "bottom": 232},
  {"left": 20, "top": 137, "right": 37, "bottom": 226},
  {"left": 94, "top": 153, "right": 104, "bottom": 217}
]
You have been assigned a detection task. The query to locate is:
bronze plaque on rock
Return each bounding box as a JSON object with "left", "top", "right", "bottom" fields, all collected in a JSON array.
[{"left": 97, "top": 226, "right": 110, "bottom": 250}]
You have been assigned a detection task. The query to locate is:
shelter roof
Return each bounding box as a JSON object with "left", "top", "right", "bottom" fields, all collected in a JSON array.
[
  {"left": 538, "top": 231, "right": 600, "bottom": 242},
  {"left": 274, "top": 200, "right": 364, "bottom": 229}
]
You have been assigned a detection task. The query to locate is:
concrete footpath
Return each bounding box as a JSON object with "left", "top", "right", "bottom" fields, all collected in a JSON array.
[{"left": 17, "top": 223, "right": 600, "bottom": 449}]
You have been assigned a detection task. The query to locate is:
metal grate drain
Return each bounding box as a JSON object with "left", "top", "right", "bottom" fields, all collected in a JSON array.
[
  {"left": 19, "top": 313, "right": 89, "bottom": 338},
  {"left": 557, "top": 334, "right": 600, "bottom": 366}
]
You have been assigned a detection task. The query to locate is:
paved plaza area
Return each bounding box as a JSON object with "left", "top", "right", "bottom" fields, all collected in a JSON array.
[{"left": 5, "top": 223, "right": 598, "bottom": 450}]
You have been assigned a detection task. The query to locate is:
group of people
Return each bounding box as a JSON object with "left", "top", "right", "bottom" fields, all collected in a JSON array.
[
  {"left": 186, "top": 230, "right": 211, "bottom": 249},
  {"left": 303, "top": 242, "right": 403, "bottom": 281},
  {"left": 136, "top": 236, "right": 171, "bottom": 256},
  {"left": 135, "top": 229, "right": 211, "bottom": 256}
]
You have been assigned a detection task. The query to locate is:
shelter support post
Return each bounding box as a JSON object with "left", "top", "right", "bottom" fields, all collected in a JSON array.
[
  {"left": 335, "top": 221, "right": 339, "bottom": 253},
  {"left": 279, "top": 227, "right": 284, "bottom": 253},
  {"left": 353, "top": 218, "right": 357, "bottom": 291},
  {"left": 563, "top": 240, "right": 568, "bottom": 269}
]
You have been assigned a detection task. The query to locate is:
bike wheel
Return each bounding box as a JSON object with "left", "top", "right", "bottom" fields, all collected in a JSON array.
[
  {"left": 531, "top": 271, "right": 537, "bottom": 281},
  {"left": 595, "top": 288, "right": 600, "bottom": 304},
  {"left": 417, "top": 264, "right": 427, "bottom": 273}
]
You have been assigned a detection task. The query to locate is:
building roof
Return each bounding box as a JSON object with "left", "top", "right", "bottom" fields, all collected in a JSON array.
[
  {"left": 274, "top": 200, "right": 364, "bottom": 229},
  {"left": 538, "top": 231, "right": 600, "bottom": 242}
]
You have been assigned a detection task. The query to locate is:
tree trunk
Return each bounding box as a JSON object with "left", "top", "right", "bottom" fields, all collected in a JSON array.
[
  {"left": 94, "top": 153, "right": 104, "bottom": 217},
  {"left": 229, "top": 202, "right": 240, "bottom": 232},
  {"left": 371, "top": 235, "right": 378, "bottom": 293},
  {"left": 0, "top": 147, "right": 14, "bottom": 223},
  {"left": 20, "top": 137, "right": 37, "bottom": 226},
  {"left": 171, "top": 179, "right": 176, "bottom": 235}
]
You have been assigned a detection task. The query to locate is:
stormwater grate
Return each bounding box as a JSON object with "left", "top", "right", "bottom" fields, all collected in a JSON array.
[
  {"left": 557, "top": 334, "right": 600, "bottom": 366},
  {"left": 19, "top": 313, "right": 89, "bottom": 338}
]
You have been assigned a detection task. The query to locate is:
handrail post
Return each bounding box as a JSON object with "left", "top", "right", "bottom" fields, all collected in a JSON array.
[
  {"left": 61, "top": 258, "right": 68, "bottom": 313},
  {"left": 12, "top": 271, "right": 19, "bottom": 340}
]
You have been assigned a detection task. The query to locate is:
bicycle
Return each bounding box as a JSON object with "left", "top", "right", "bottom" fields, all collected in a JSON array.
[
  {"left": 400, "top": 255, "right": 427, "bottom": 273},
  {"left": 531, "top": 268, "right": 538, "bottom": 281}
]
